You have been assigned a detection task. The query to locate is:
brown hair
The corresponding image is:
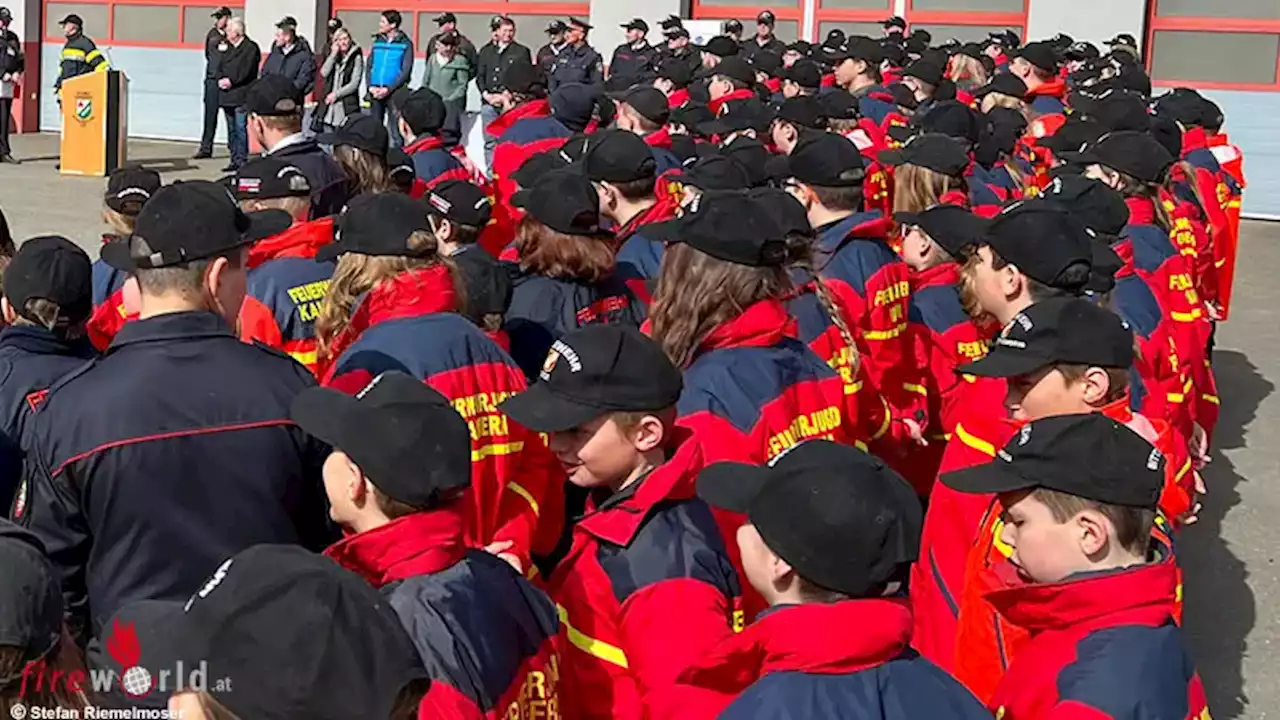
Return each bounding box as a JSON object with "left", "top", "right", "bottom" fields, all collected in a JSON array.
[
  {"left": 649, "top": 242, "right": 793, "bottom": 368},
  {"left": 240, "top": 195, "right": 310, "bottom": 219},
  {"left": 828, "top": 117, "right": 861, "bottom": 134},
  {"left": 334, "top": 145, "right": 396, "bottom": 195},
  {"left": 1029, "top": 487, "right": 1155, "bottom": 555},
  {"left": 11, "top": 298, "right": 86, "bottom": 340},
  {"left": 1056, "top": 363, "right": 1130, "bottom": 403},
  {"left": 948, "top": 55, "right": 989, "bottom": 88},
  {"left": 1107, "top": 168, "right": 1175, "bottom": 234},
  {"left": 257, "top": 112, "right": 303, "bottom": 134},
  {"left": 315, "top": 231, "right": 453, "bottom": 360},
  {"left": 133, "top": 245, "right": 245, "bottom": 299},
  {"left": 0, "top": 631, "right": 90, "bottom": 714},
  {"left": 102, "top": 206, "right": 138, "bottom": 236},
  {"left": 892, "top": 163, "right": 964, "bottom": 214},
  {"left": 611, "top": 407, "right": 679, "bottom": 443},
  {"left": 807, "top": 184, "right": 865, "bottom": 213},
  {"left": 514, "top": 217, "right": 615, "bottom": 284}
]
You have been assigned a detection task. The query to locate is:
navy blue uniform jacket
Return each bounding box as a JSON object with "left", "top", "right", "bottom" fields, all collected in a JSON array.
[{"left": 16, "top": 312, "right": 332, "bottom": 641}]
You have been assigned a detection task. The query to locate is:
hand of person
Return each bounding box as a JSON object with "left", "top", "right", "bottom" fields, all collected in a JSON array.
[
  {"left": 1179, "top": 470, "right": 1207, "bottom": 526},
  {"left": 325, "top": 92, "right": 336, "bottom": 104},
  {"left": 483, "top": 540, "right": 523, "bottom": 574},
  {"left": 0, "top": 73, "right": 8, "bottom": 82},
  {"left": 900, "top": 417, "right": 928, "bottom": 447},
  {"left": 371, "top": 86, "right": 387, "bottom": 99},
  {"left": 1207, "top": 302, "right": 1224, "bottom": 321},
  {"left": 1190, "top": 422, "right": 1211, "bottom": 469},
  {"left": 218, "top": 77, "right": 231, "bottom": 89},
  {"left": 9, "top": 72, "right": 18, "bottom": 85}
]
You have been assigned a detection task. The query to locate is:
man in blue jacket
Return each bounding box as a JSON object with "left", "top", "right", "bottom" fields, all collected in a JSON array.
[
  {"left": 260, "top": 16, "right": 315, "bottom": 97},
  {"left": 366, "top": 9, "right": 414, "bottom": 147},
  {"left": 15, "top": 182, "right": 332, "bottom": 646}
]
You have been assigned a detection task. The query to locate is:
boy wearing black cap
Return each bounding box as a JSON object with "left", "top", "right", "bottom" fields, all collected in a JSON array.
[
  {"left": 1010, "top": 40, "right": 1066, "bottom": 116},
  {"left": 397, "top": 87, "right": 466, "bottom": 186},
  {"left": 656, "top": 440, "right": 989, "bottom": 718},
  {"left": 829, "top": 37, "right": 895, "bottom": 124},
  {"left": 940, "top": 413, "right": 1207, "bottom": 719},
  {"left": 245, "top": 74, "right": 348, "bottom": 216},
  {"left": 499, "top": 325, "right": 741, "bottom": 720},
  {"left": 778, "top": 58, "right": 820, "bottom": 98},
  {"left": 616, "top": 86, "right": 681, "bottom": 171},
  {"left": 288, "top": 371, "right": 561, "bottom": 718},
  {"left": 423, "top": 179, "right": 510, "bottom": 343},
  {"left": 707, "top": 56, "right": 758, "bottom": 110},
  {"left": 87, "top": 168, "right": 162, "bottom": 351},
  {"left": 583, "top": 128, "right": 676, "bottom": 282},
  {"left": 231, "top": 157, "right": 335, "bottom": 375}
]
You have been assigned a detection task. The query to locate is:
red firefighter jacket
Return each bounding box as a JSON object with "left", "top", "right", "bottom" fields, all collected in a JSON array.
[
  {"left": 545, "top": 436, "right": 741, "bottom": 720},
  {"left": 650, "top": 599, "right": 991, "bottom": 720},
  {"left": 813, "top": 212, "right": 929, "bottom": 456},
  {"left": 1026, "top": 77, "right": 1066, "bottom": 116},
  {"left": 319, "top": 266, "right": 563, "bottom": 567},
  {"left": 326, "top": 509, "right": 561, "bottom": 720},
  {"left": 238, "top": 216, "right": 336, "bottom": 374},
  {"left": 488, "top": 99, "right": 573, "bottom": 211},
  {"left": 984, "top": 548, "right": 1206, "bottom": 720},
  {"left": 87, "top": 242, "right": 136, "bottom": 352}
]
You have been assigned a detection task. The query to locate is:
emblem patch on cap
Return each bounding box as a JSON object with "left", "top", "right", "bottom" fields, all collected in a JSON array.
[
  {"left": 186, "top": 557, "right": 234, "bottom": 611},
  {"left": 1147, "top": 448, "right": 1163, "bottom": 471}
]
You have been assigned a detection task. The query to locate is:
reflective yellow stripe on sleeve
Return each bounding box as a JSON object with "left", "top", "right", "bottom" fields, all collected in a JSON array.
[
  {"left": 287, "top": 350, "right": 317, "bottom": 367},
  {"left": 1170, "top": 308, "right": 1203, "bottom": 323},
  {"left": 1174, "top": 458, "right": 1192, "bottom": 486},
  {"left": 471, "top": 441, "right": 525, "bottom": 462},
  {"left": 86, "top": 49, "right": 103, "bottom": 62},
  {"left": 505, "top": 481, "right": 539, "bottom": 516},
  {"left": 557, "top": 604, "right": 629, "bottom": 669},
  {"left": 870, "top": 396, "right": 892, "bottom": 441},
  {"left": 61, "top": 48, "right": 86, "bottom": 60},
  {"left": 863, "top": 322, "right": 908, "bottom": 341},
  {"left": 954, "top": 422, "right": 997, "bottom": 457},
  {"left": 902, "top": 383, "right": 928, "bottom": 396}
]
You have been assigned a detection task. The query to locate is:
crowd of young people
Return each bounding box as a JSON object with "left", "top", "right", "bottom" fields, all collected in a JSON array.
[{"left": 0, "top": 13, "right": 1248, "bottom": 720}]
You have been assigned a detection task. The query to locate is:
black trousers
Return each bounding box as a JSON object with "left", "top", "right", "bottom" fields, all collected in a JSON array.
[
  {"left": 199, "top": 79, "right": 220, "bottom": 154},
  {"left": 0, "top": 97, "right": 11, "bottom": 158}
]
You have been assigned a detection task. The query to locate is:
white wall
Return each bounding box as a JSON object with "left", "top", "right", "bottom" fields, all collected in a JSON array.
[
  {"left": 1025, "top": 0, "right": 1145, "bottom": 49},
  {"left": 244, "top": 0, "right": 322, "bottom": 58},
  {"left": 586, "top": 2, "right": 683, "bottom": 69}
]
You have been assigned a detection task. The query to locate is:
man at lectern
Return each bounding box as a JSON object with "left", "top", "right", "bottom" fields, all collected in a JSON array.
[{"left": 55, "top": 13, "right": 108, "bottom": 101}]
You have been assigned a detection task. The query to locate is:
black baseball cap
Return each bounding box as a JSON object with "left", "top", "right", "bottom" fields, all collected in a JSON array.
[
  {"left": 386, "top": 148, "right": 414, "bottom": 190},
  {"left": 58, "top": 13, "right": 82, "bottom": 26},
  {"left": 779, "top": 59, "right": 821, "bottom": 89},
  {"left": 425, "top": 180, "right": 492, "bottom": 228},
  {"left": 657, "top": 58, "right": 693, "bottom": 88},
  {"left": 4, "top": 236, "right": 92, "bottom": 324},
  {"left": 1035, "top": 116, "right": 1105, "bottom": 155},
  {"left": 750, "top": 51, "right": 783, "bottom": 79},
  {"left": 914, "top": 100, "right": 981, "bottom": 145},
  {"left": 0, "top": 521, "right": 62, "bottom": 679},
  {"left": 105, "top": 167, "right": 162, "bottom": 215},
  {"left": 1073, "top": 89, "right": 1151, "bottom": 133},
  {"left": 959, "top": 297, "right": 1133, "bottom": 379},
  {"left": 783, "top": 132, "right": 865, "bottom": 187},
  {"left": 904, "top": 59, "right": 943, "bottom": 87},
  {"left": 499, "top": 60, "right": 545, "bottom": 95},
  {"left": 1065, "top": 41, "right": 1100, "bottom": 62},
  {"left": 275, "top": 15, "right": 297, "bottom": 29},
  {"left": 697, "top": 440, "right": 922, "bottom": 596},
  {"left": 827, "top": 36, "right": 882, "bottom": 65},
  {"left": 893, "top": 205, "right": 989, "bottom": 258},
  {"left": 889, "top": 83, "right": 918, "bottom": 111},
  {"left": 316, "top": 114, "right": 389, "bottom": 156},
  {"left": 941, "top": 413, "right": 1164, "bottom": 509},
  {"left": 645, "top": 188, "right": 799, "bottom": 267},
  {"left": 723, "top": 18, "right": 743, "bottom": 33},
  {"left": 622, "top": 86, "right": 670, "bottom": 125},
  {"left": 318, "top": 192, "right": 430, "bottom": 261},
  {"left": 232, "top": 157, "right": 312, "bottom": 200},
  {"left": 756, "top": 10, "right": 776, "bottom": 25},
  {"left": 1041, "top": 174, "right": 1129, "bottom": 236},
  {"left": 177, "top": 544, "right": 426, "bottom": 720},
  {"left": 1061, "top": 131, "right": 1174, "bottom": 184},
  {"left": 568, "top": 16, "right": 592, "bottom": 31},
  {"left": 244, "top": 74, "right": 304, "bottom": 117},
  {"left": 511, "top": 149, "right": 571, "bottom": 188},
  {"left": 546, "top": 19, "right": 567, "bottom": 35},
  {"left": 1106, "top": 33, "right": 1138, "bottom": 48},
  {"left": 1152, "top": 88, "right": 1209, "bottom": 128},
  {"left": 988, "top": 29, "right": 1020, "bottom": 48},
  {"left": 211, "top": 6, "right": 231, "bottom": 18},
  {"left": 516, "top": 169, "right": 611, "bottom": 237},
  {"left": 820, "top": 90, "right": 862, "bottom": 120},
  {"left": 698, "top": 97, "right": 769, "bottom": 137},
  {"left": 101, "top": 182, "right": 290, "bottom": 271},
  {"left": 1014, "top": 41, "right": 1058, "bottom": 74},
  {"left": 398, "top": 87, "right": 447, "bottom": 135},
  {"left": 879, "top": 133, "right": 969, "bottom": 177},
  {"left": 770, "top": 95, "right": 827, "bottom": 129},
  {"left": 972, "top": 73, "right": 1027, "bottom": 99},
  {"left": 291, "top": 371, "right": 471, "bottom": 507},
  {"left": 500, "top": 325, "right": 683, "bottom": 432},
  {"left": 582, "top": 128, "right": 658, "bottom": 184},
  {"left": 883, "top": 16, "right": 907, "bottom": 30},
  {"left": 678, "top": 155, "right": 752, "bottom": 191},
  {"left": 434, "top": 12, "right": 456, "bottom": 24},
  {"left": 622, "top": 18, "right": 648, "bottom": 33},
  {"left": 981, "top": 200, "right": 1093, "bottom": 291},
  {"left": 713, "top": 56, "right": 756, "bottom": 86},
  {"left": 702, "top": 36, "right": 740, "bottom": 59}
]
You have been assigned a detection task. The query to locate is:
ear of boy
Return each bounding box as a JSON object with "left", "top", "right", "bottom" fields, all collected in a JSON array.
[{"left": 0, "top": 297, "right": 15, "bottom": 325}]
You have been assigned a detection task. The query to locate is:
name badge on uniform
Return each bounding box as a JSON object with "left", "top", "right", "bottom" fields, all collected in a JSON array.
[{"left": 218, "top": 42, "right": 229, "bottom": 52}]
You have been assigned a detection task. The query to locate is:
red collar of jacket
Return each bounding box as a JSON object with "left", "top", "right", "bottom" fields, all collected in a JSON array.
[
  {"left": 578, "top": 431, "right": 703, "bottom": 546},
  {"left": 101, "top": 233, "right": 123, "bottom": 246},
  {"left": 403, "top": 135, "right": 446, "bottom": 154},
  {"left": 642, "top": 126, "right": 674, "bottom": 151},
  {"left": 486, "top": 98, "right": 553, "bottom": 137},
  {"left": 247, "top": 216, "right": 335, "bottom": 269},
  {"left": 678, "top": 599, "right": 913, "bottom": 690},
  {"left": 1125, "top": 196, "right": 1156, "bottom": 225},
  {"left": 325, "top": 265, "right": 459, "bottom": 364},
  {"left": 1180, "top": 126, "right": 1209, "bottom": 156},
  {"left": 667, "top": 88, "right": 691, "bottom": 109},
  {"left": 1026, "top": 77, "right": 1066, "bottom": 100},
  {"left": 324, "top": 508, "right": 467, "bottom": 587},
  {"left": 910, "top": 261, "right": 961, "bottom": 290},
  {"left": 709, "top": 88, "right": 758, "bottom": 116},
  {"left": 983, "top": 552, "right": 1179, "bottom": 635},
  {"left": 617, "top": 196, "right": 678, "bottom": 242},
  {"left": 764, "top": 77, "right": 782, "bottom": 94},
  {"left": 820, "top": 73, "right": 837, "bottom": 88},
  {"left": 698, "top": 298, "right": 795, "bottom": 356},
  {"left": 1111, "top": 238, "right": 1136, "bottom": 278}
]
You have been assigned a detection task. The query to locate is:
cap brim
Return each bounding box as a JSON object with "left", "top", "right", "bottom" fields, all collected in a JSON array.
[
  {"left": 695, "top": 461, "right": 771, "bottom": 513},
  {"left": 289, "top": 386, "right": 362, "bottom": 448},
  {"left": 100, "top": 240, "right": 138, "bottom": 272},
  {"left": 892, "top": 211, "right": 925, "bottom": 226},
  {"left": 1056, "top": 150, "right": 1104, "bottom": 166},
  {"left": 637, "top": 216, "right": 686, "bottom": 244},
  {"left": 244, "top": 209, "right": 294, "bottom": 242},
  {"left": 885, "top": 124, "right": 914, "bottom": 143},
  {"left": 498, "top": 384, "right": 608, "bottom": 433},
  {"left": 510, "top": 188, "right": 533, "bottom": 210},
  {"left": 314, "top": 241, "right": 346, "bottom": 262},
  {"left": 877, "top": 148, "right": 909, "bottom": 166},
  {"left": 940, "top": 460, "right": 1034, "bottom": 496},
  {"left": 957, "top": 346, "right": 1053, "bottom": 379},
  {"left": 314, "top": 131, "right": 344, "bottom": 147}
]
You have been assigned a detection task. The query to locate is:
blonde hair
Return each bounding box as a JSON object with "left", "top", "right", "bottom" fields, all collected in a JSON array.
[
  {"left": 334, "top": 145, "right": 395, "bottom": 195},
  {"left": 949, "top": 55, "right": 989, "bottom": 88},
  {"left": 980, "top": 93, "right": 1030, "bottom": 121},
  {"left": 315, "top": 231, "right": 456, "bottom": 361},
  {"left": 240, "top": 195, "right": 310, "bottom": 219},
  {"left": 892, "top": 163, "right": 964, "bottom": 214},
  {"left": 102, "top": 207, "right": 136, "bottom": 236}
]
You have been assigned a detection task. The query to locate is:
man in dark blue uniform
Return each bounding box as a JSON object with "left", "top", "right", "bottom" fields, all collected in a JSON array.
[
  {"left": 550, "top": 17, "right": 602, "bottom": 90},
  {"left": 15, "top": 181, "right": 331, "bottom": 645},
  {"left": 609, "top": 18, "right": 657, "bottom": 85},
  {"left": 195, "top": 7, "right": 231, "bottom": 159}
]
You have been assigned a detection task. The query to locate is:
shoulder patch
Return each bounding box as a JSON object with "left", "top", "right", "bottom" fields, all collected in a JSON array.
[{"left": 25, "top": 388, "right": 51, "bottom": 413}]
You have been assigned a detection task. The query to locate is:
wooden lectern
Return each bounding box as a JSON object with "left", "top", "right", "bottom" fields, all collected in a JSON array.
[{"left": 59, "top": 70, "right": 129, "bottom": 177}]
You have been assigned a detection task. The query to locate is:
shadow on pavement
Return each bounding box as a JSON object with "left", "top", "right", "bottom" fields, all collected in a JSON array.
[{"left": 1181, "top": 349, "right": 1271, "bottom": 718}]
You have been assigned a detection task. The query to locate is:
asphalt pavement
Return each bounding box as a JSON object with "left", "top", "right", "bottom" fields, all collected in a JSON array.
[{"left": 0, "top": 133, "right": 1277, "bottom": 718}]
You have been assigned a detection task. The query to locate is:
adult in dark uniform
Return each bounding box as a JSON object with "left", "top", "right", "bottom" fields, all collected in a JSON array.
[
  {"left": 609, "top": 18, "right": 657, "bottom": 84},
  {"left": 195, "top": 7, "right": 231, "bottom": 159},
  {"left": 722, "top": 19, "right": 744, "bottom": 45},
  {"left": 16, "top": 181, "right": 331, "bottom": 645},
  {"left": 550, "top": 17, "right": 602, "bottom": 90},
  {"left": 55, "top": 14, "right": 107, "bottom": 100},
  {"left": 658, "top": 25, "right": 700, "bottom": 79},
  {"left": 740, "top": 10, "right": 786, "bottom": 63},
  {"left": 0, "top": 6, "right": 24, "bottom": 164},
  {"left": 536, "top": 20, "right": 568, "bottom": 73}
]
